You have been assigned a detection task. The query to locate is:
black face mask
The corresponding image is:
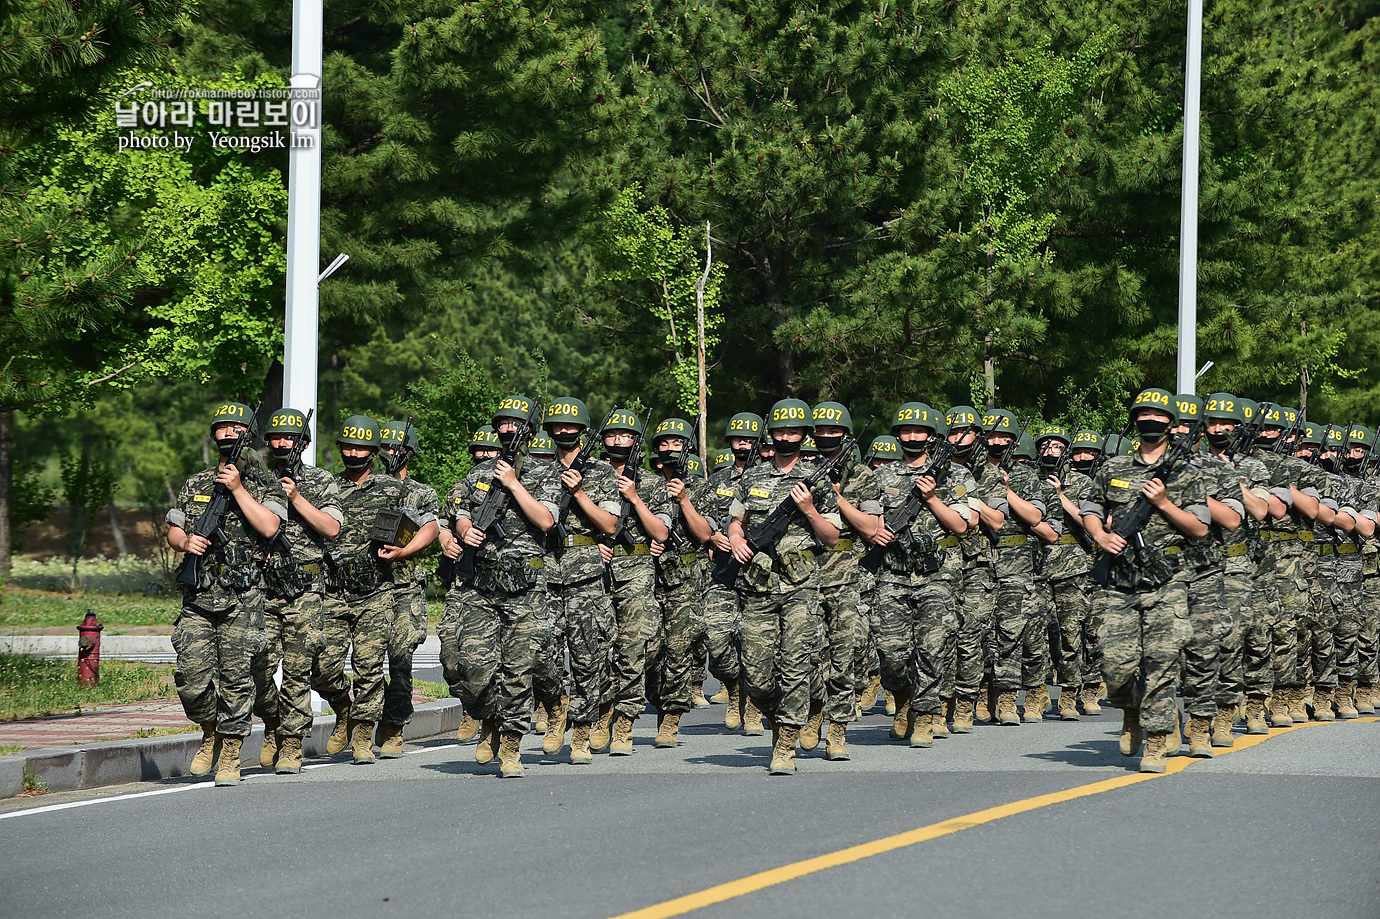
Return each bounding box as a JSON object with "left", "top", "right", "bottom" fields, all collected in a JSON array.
[
  {"left": 1206, "top": 430, "right": 1233, "bottom": 448},
  {"left": 496, "top": 429, "right": 516, "bottom": 448},
  {"left": 900, "top": 438, "right": 928, "bottom": 458},
  {"left": 985, "top": 442, "right": 1007, "bottom": 459},
  {"left": 1071, "top": 458, "right": 1096, "bottom": 474},
  {"left": 1136, "top": 418, "right": 1171, "bottom": 441},
  {"left": 950, "top": 435, "right": 977, "bottom": 457},
  {"left": 341, "top": 453, "right": 372, "bottom": 471},
  {"left": 1256, "top": 431, "right": 1280, "bottom": 447},
  {"left": 731, "top": 447, "right": 753, "bottom": 462},
  {"left": 1038, "top": 452, "right": 1060, "bottom": 470},
  {"left": 653, "top": 447, "right": 679, "bottom": 467},
  {"left": 215, "top": 435, "right": 243, "bottom": 458},
  {"left": 814, "top": 433, "right": 845, "bottom": 453},
  {"left": 1343, "top": 454, "right": 1365, "bottom": 472},
  {"left": 551, "top": 431, "right": 583, "bottom": 450},
  {"left": 772, "top": 436, "right": 802, "bottom": 456},
  {"left": 270, "top": 445, "right": 295, "bottom": 461},
  {"left": 382, "top": 449, "right": 408, "bottom": 475},
  {"left": 604, "top": 443, "right": 633, "bottom": 461},
  {"left": 1319, "top": 455, "right": 1338, "bottom": 472}
]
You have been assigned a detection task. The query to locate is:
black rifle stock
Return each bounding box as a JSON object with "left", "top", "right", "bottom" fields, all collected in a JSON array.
[
  {"left": 444, "top": 399, "right": 543, "bottom": 587},
  {"left": 712, "top": 424, "right": 868, "bottom": 588},
  {"left": 858, "top": 436, "right": 954, "bottom": 575},
  {"left": 176, "top": 431, "right": 251, "bottom": 588},
  {"left": 1088, "top": 419, "right": 1205, "bottom": 587}
]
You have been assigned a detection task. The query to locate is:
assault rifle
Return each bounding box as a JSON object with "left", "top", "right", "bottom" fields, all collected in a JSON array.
[
  {"left": 382, "top": 416, "right": 414, "bottom": 476},
  {"left": 176, "top": 425, "right": 256, "bottom": 589},
  {"left": 858, "top": 435, "right": 955, "bottom": 575},
  {"left": 1272, "top": 410, "right": 1302, "bottom": 455},
  {"left": 998, "top": 415, "right": 1034, "bottom": 471},
  {"left": 442, "top": 398, "right": 543, "bottom": 588},
  {"left": 265, "top": 408, "right": 314, "bottom": 564},
  {"left": 1225, "top": 402, "right": 1270, "bottom": 461},
  {"left": 551, "top": 404, "right": 621, "bottom": 552},
  {"left": 610, "top": 407, "right": 655, "bottom": 547},
  {"left": 663, "top": 411, "right": 703, "bottom": 550},
  {"left": 711, "top": 421, "right": 870, "bottom": 588},
  {"left": 1088, "top": 418, "right": 1205, "bottom": 586}
]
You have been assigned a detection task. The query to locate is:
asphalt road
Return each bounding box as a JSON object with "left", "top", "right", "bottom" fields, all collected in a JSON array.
[{"left": 1, "top": 691, "right": 1376, "bottom": 919}]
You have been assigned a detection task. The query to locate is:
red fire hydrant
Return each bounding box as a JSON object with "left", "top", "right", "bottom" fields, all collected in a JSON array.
[{"left": 77, "top": 610, "right": 103, "bottom": 687}]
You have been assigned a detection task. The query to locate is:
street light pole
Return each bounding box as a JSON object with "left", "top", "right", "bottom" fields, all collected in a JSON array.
[
  {"left": 283, "top": 0, "right": 323, "bottom": 462},
  {"left": 1177, "top": 0, "right": 1203, "bottom": 396}
]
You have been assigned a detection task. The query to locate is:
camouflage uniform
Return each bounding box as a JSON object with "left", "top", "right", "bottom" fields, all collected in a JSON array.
[
  {"left": 975, "top": 460, "right": 1047, "bottom": 694},
  {"left": 604, "top": 472, "right": 673, "bottom": 721},
  {"left": 1178, "top": 451, "right": 1237, "bottom": 719},
  {"left": 251, "top": 463, "right": 342, "bottom": 738},
  {"left": 1212, "top": 450, "right": 1274, "bottom": 709},
  {"left": 313, "top": 470, "right": 408, "bottom": 724},
  {"left": 1316, "top": 471, "right": 1368, "bottom": 694},
  {"left": 1359, "top": 475, "right": 1380, "bottom": 698},
  {"left": 167, "top": 453, "right": 288, "bottom": 738},
  {"left": 381, "top": 476, "right": 440, "bottom": 727},
  {"left": 869, "top": 459, "right": 976, "bottom": 718},
  {"left": 1044, "top": 469, "right": 1096, "bottom": 691},
  {"left": 1253, "top": 448, "right": 1324, "bottom": 692},
  {"left": 953, "top": 457, "right": 997, "bottom": 703},
  {"left": 534, "top": 459, "right": 620, "bottom": 724},
  {"left": 702, "top": 462, "right": 748, "bottom": 687},
  {"left": 648, "top": 474, "right": 710, "bottom": 715},
  {"left": 1082, "top": 451, "right": 1210, "bottom": 734},
  {"left": 441, "top": 458, "right": 556, "bottom": 733},
  {"left": 731, "top": 462, "right": 841, "bottom": 727}
]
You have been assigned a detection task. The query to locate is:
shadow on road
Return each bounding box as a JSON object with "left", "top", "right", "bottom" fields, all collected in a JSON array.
[{"left": 1021, "top": 737, "right": 1129, "bottom": 768}]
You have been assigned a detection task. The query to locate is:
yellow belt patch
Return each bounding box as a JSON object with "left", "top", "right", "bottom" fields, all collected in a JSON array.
[
  {"left": 193, "top": 495, "right": 211, "bottom": 503},
  {"left": 475, "top": 482, "right": 491, "bottom": 492},
  {"left": 717, "top": 488, "right": 736, "bottom": 497},
  {"left": 749, "top": 488, "right": 771, "bottom": 499},
  {"left": 1109, "top": 479, "right": 1130, "bottom": 488}
]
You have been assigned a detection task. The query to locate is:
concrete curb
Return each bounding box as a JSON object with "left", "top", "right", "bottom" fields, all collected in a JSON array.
[{"left": 0, "top": 698, "right": 463, "bottom": 799}]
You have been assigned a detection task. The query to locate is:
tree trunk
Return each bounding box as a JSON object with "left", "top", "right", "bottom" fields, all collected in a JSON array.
[
  {"left": 982, "top": 245, "right": 997, "bottom": 410},
  {"left": 108, "top": 499, "right": 127, "bottom": 558},
  {"left": 696, "top": 221, "right": 712, "bottom": 476},
  {"left": 0, "top": 409, "right": 11, "bottom": 579},
  {"left": 255, "top": 359, "right": 285, "bottom": 448}
]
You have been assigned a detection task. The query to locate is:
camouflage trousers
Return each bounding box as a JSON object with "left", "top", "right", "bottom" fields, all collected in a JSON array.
[
  {"left": 1084, "top": 587, "right": 1107, "bottom": 687},
  {"left": 851, "top": 585, "right": 878, "bottom": 698},
  {"left": 1099, "top": 575, "right": 1192, "bottom": 734},
  {"left": 605, "top": 565, "right": 660, "bottom": 721},
  {"left": 1020, "top": 580, "right": 1054, "bottom": 690},
  {"left": 872, "top": 578, "right": 957, "bottom": 716},
  {"left": 534, "top": 576, "right": 614, "bottom": 724},
  {"left": 440, "top": 581, "right": 547, "bottom": 734},
  {"left": 1325, "top": 578, "right": 1365, "bottom": 684},
  {"left": 1217, "top": 573, "right": 1274, "bottom": 705},
  {"left": 739, "top": 579, "right": 820, "bottom": 728},
  {"left": 251, "top": 589, "right": 325, "bottom": 737},
  {"left": 1361, "top": 575, "right": 1380, "bottom": 689},
  {"left": 172, "top": 591, "right": 267, "bottom": 738},
  {"left": 648, "top": 580, "right": 703, "bottom": 715},
  {"left": 991, "top": 576, "right": 1036, "bottom": 692},
  {"left": 1295, "top": 576, "right": 1335, "bottom": 689},
  {"left": 383, "top": 582, "right": 428, "bottom": 727},
  {"left": 811, "top": 581, "right": 861, "bottom": 723},
  {"left": 313, "top": 588, "right": 394, "bottom": 723},
  {"left": 1050, "top": 574, "right": 1095, "bottom": 689},
  {"left": 1272, "top": 554, "right": 1311, "bottom": 689},
  {"left": 1181, "top": 566, "right": 1229, "bottom": 717},
  {"left": 953, "top": 567, "right": 994, "bottom": 700},
  {"left": 701, "top": 581, "right": 742, "bottom": 683}
]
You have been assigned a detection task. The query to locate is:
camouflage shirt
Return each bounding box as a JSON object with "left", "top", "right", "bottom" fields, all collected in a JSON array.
[
  {"left": 1042, "top": 468, "right": 1095, "bottom": 581},
  {"left": 395, "top": 475, "right": 440, "bottom": 583},
  {"left": 730, "top": 457, "right": 842, "bottom": 591},
  {"left": 1082, "top": 449, "right": 1210, "bottom": 551},
  {"left": 817, "top": 453, "right": 882, "bottom": 589},
  {"left": 1207, "top": 449, "right": 1270, "bottom": 577},
  {"left": 1178, "top": 451, "right": 1239, "bottom": 570},
  {"left": 445, "top": 458, "right": 555, "bottom": 568},
  {"left": 1251, "top": 448, "right": 1324, "bottom": 556},
  {"left": 540, "top": 457, "right": 620, "bottom": 586},
  {"left": 269, "top": 461, "right": 343, "bottom": 567},
  {"left": 608, "top": 467, "right": 673, "bottom": 582},
  {"left": 974, "top": 460, "right": 1046, "bottom": 580},
  {"left": 333, "top": 469, "right": 409, "bottom": 594},
  {"left": 166, "top": 452, "right": 288, "bottom": 613},
  {"left": 656, "top": 473, "right": 710, "bottom": 591},
  {"left": 1327, "top": 471, "right": 1366, "bottom": 583},
  {"left": 870, "top": 456, "right": 978, "bottom": 586},
  {"left": 1358, "top": 474, "right": 1380, "bottom": 577}
]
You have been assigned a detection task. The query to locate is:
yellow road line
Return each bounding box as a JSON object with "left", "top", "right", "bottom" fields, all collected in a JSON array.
[{"left": 609, "top": 716, "right": 1376, "bottom": 919}]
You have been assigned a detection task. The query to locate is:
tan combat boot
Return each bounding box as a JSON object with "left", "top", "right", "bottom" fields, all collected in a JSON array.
[
  {"left": 1186, "top": 715, "right": 1213, "bottom": 758},
  {"left": 655, "top": 712, "right": 681, "bottom": 748},
  {"left": 974, "top": 691, "right": 991, "bottom": 724},
  {"left": 800, "top": 700, "right": 825, "bottom": 751},
  {"left": 1244, "top": 697, "right": 1269, "bottom": 734},
  {"left": 1079, "top": 684, "right": 1103, "bottom": 716},
  {"left": 1023, "top": 686, "right": 1046, "bottom": 723},
  {"left": 213, "top": 736, "right": 243, "bottom": 786},
  {"left": 884, "top": 690, "right": 897, "bottom": 717},
  {"left": 769, "top": 726, "right": 800, "bottom": 775},
  {"left": 743, "top": 696, "right": 765, "bottom": 736},
  {"left": 590, "top": 702, "right": 616, "bottom": 752},
  {"left": 456, "top": 712, "right": 481, "bottom": 744},
  {"left": 824, "top": 722, "right": 850, "bottom": 761},
  {"left": 951, "top": 697, "right": 976, "bottom": 734},
  {"left": 610, "top": 713, "right": 635, "bottom": 755},
  {"left": 378, "top": 722, "right": 405, "bottom": 758},
  {"left": 1356, "top": 684, "right": 1376, "bottom": 715},
  {"left": 1119, "top": 709, "right": 1143, "bottom": 756},
  {"left": 542, "top": 696, "right": 569, "bottom": 756},
  {"left": 275, "top": 736, "right": 303, "bottom": 774},
  {"left": 498, "top": 731, "right": 524, "bottom": 777},
  {"left": 569, "top": 723, "right": 593, "bottom": 764},
  {"left": 1313, "top": 686, "right": 1336, "bottom": 722},
  {"left": 475, "top": 719, "right": 499, "bottom": 764},
  {"left": 859, "top": 673, "right": 882, "bottom": 711},
  {"left": 1335, "top": 681, "right": 1358, "bottom": 719},
  {"left": 1268, "top": 689, "right": 1293, "bottom": 727},
  {"left": 1059, "top": 686, "right": 1080, "bottom": 721},
  {"left": 1139, "top": 731, "right": 1170, "bottom": 774},
  {"left": 909, "top": 712, "right": 934, "bottom": 749},
  {"left": 534, "top": 701, "right": 549, "bottom": 734},
  {"left": 326, "top": 704, "right": 352, "bottom": 756},
  {"left": 189, "top": 721, "right": 220, "bottom": 777},
  {"left": 889, "top": 691, "right": 912, "bottom": 740},
  {"left": 692, "top": 682, "right": 711, "bottom": 709},
  {"left": 996, "top": 691, "right": 1020, "bottom": 726},
  {"left": 1291, "top": 686, "right": 1310, "bottom": 722},
  {"left": 351, "top": 720, "right": 376, "bottom": 764},
  {"left": 710, "top": 681, "right": 731, "bottom": 704},
  {"left": 724, "top": 680, "right": 743, "bottom": 731},
  {"left": 933, "top": 698, "right": 951, "bottom": 737},
  {"left": 259, "top": 718, "right": 281, "bottom": 769},
  {"left": 1210, "top": 708, "right": 1236, "bottom": 748}
]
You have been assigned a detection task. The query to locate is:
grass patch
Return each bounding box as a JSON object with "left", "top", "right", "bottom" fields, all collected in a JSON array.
[
  {"left": 7, "top": 555, "right": 173, "bottom": 594},
  {"left": 0, "top": 653, "right": 175, "bottom": 721},
  {"left": 414, "top": 679, "right": 449, "bottom": 703},
  {"left": 19, "top": 770, "right": 49, "bottom": 796},
  {"left": 0, "top": 590, "right": 180, "bottom": 631},
  {"left": 0, "top": 743, "right": 23, "bottom": 756}
]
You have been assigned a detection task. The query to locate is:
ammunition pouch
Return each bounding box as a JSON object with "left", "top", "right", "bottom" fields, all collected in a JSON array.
[
  {"left": 475, "top": 554, "right": 542, "bottom": 595},
  {"left": 326, "top": 550, "right": 380, "bottom": 595},
  {"left": 657, "top": 549, "right": 702, "bottom": 590},
  {"left": 882, "top": 531, "right": 941, "bottom": 576},
  {"left": 1181, "top": 541, "right": 1221, "bottom": 572},
  {"left": 262, "top": 554, "right": 312, "bottom": 600},
  {"left": 776, "top": 548, "right": 818, "bottom": 586},
  {"left": 205, "top": 546, "right": 258, "bottom": 592},
  {"left": 1108, "top": 544, "right": 1178, "bottom": 591}
]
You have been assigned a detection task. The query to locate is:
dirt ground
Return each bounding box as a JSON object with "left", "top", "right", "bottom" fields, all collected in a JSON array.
[{"left": 15, "top": 506, "right": 166, "bottom": 561}]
